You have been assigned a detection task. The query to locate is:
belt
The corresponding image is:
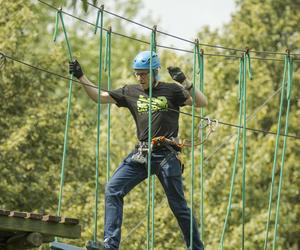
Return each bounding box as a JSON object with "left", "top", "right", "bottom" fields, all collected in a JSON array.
[{"left": 136, "top": 137, "right": 182, "bottom": 152}]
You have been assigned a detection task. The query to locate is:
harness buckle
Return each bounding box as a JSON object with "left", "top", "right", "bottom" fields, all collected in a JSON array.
[{"left": 131, "top": 142, "right": 148, "bottom": 165}]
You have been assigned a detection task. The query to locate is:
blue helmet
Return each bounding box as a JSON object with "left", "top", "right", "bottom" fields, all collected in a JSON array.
[{"left": 132, "top": 51, "right": 161, "bottom": 70}]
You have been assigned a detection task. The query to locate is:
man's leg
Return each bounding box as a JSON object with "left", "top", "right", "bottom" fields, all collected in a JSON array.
[
  {"left": 104, "top": 153, "right": 147, "bottom": 249},
  {"left": 156, "top": 153, "right": 204, "bottom": 250}
]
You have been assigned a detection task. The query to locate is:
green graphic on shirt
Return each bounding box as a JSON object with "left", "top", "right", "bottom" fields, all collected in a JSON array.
[{"left": 137, "top": 95, "right": 168, "bottom": 113}]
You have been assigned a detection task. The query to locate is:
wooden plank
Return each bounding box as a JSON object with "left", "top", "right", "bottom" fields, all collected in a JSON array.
[
  {"left": 0, "top": 216, "right": 81, "bottom": 239},
  {"left": 0, "top": 210, "right": 10, "bottom": 216},
  {"left": 60, "top": 217, "right": 79, "bottom": 225},
  {"left": 42, "top": 215, "right": 61, "bottom": 223},
  {"left": 9, "top": 211, "right": 27, "bottom": 218},
  {"left": 26, "top": 213, "right": 43, "bottom": 220}
]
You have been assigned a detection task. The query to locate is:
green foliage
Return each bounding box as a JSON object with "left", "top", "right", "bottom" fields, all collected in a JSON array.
[
  {"left": 194, "top": 0, "right": 300, "bottom": 249},
  {"left": 0, "top": 0, "right": 299, "bottom": 249}
]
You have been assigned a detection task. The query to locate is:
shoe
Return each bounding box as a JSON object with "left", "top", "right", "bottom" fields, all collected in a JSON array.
[{"left": 86, "top": 240, "right": 118, "bottom": 250}]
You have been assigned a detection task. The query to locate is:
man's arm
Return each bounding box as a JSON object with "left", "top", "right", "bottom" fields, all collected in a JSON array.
[
  {"left": 69, "top": 60, "right": 116, "bottom": 104},
  {"left": 180, "top": 80, "right": 207, "bottom": 107},
  {"left": 78, "top": 75, "right": 116, "bottom": 104},
  {"left": 168, "top": 67, "right": 207, "bottom": 107}
]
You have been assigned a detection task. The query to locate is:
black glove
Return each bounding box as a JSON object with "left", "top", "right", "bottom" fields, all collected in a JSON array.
[
  {"left": 167, "top": 66, "right": 186, "bottom": 84},
  {"left": 69, "top": 59, "right": 84, "bottom": 79}
]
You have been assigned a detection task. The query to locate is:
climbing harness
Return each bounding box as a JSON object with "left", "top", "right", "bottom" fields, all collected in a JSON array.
[
  {"left": 152, "top": 137, "right": 184, "bottom": 173},
  {"left": 131, "top": 128, "right": 218, "bottom": 175},
  {"left": 151, "top": 136, "right": 183, "bottom": 151},
  {"left": 131, "top": 136, "right": 184, "bottom": 173},
  {"left": 132, "top": 137, "right": 182, "bottom": 164}
]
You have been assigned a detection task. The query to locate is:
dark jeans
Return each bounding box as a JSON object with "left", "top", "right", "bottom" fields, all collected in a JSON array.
[{"left": 104, "top": 148, "right": 204, "bottom": 250}]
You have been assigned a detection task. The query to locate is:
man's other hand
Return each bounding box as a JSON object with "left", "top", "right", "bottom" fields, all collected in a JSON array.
[
  {"left": 69, "top": 59, "right": 84, "bottom": 79},
  {"left": 167, "top": 66, "right": 186, "bottom": 84}
]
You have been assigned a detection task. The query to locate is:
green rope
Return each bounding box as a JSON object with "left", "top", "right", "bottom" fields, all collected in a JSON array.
[
  {"left": 146, "top": 29, "right": 156, "bottom": 250},
  {"left": 220, "top": 56, "right": 244, "bottom": 250},
  {"left": 105, "top": 27, "right": 112, "bottom": 182},
  {"left": 263, "top": 55, "right": 288, "bottom": 250},
  {"left": 94, "top": 6, "right": 102, "bottom": 35},
  {"left": 196, "top": 46, "right": 205, "bottom": 242},
  {"left": 151, "top": 165, "right": 155, "bottom": 250},
  {"left": 58, "top": 10, "right": 73, "bottom": 61},
  {"left": 246, "top": 50, "right": 253, "bottom": 80},
  {"left": 241, "top": 51, "right": 247, "bottom": 250},
  {"left": 272, "top": 55, "right": 294, "bottom": 250},
  {"left": 51, "top": 10, "right": 75, "bottom": 244},
  {"left": 286, "top": 56, "right": 293, "bottom": 101},
  {"left": 52, "top": 10, "right": 59, "bottom": 42},
  {"left": 151, "top": 26, "right": 157, "bottom": 250},
  {"left": 53, "top": 10, "right": 74, "bottom": 221},
  {"left": 152, "top": 26, "right": 157, "bottom": 53},
  {"left": 93, "top": 5, "right": 104, "bottom": 242},
  {"left": 189, "top": 40, "right": 198, "bottom": 250}
]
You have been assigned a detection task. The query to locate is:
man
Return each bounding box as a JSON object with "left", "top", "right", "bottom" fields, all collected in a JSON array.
[{"left": 69, "top": 51, "right": 207, "bottom": 250}]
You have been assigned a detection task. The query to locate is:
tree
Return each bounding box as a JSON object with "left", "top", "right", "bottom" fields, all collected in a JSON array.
[{"left": 194, "top": 0, "right": 300, "bottom": 249}]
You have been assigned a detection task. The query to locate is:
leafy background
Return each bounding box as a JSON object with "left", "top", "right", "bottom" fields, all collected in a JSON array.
[{"left": 0, "top": 0, "right": 299, "bottom": 249}]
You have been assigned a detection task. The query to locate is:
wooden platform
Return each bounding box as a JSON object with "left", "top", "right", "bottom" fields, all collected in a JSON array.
[{"left": 0, "top": 209, "right": 81, "bottom": 250}]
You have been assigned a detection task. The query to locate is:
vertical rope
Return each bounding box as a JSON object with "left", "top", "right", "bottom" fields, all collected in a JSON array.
[
  {"left": 263, "top": 55, "right": 288, "bottom": 250},
  {"left": 105, "top": 26, "right": 112, "bottom": 182},
  {"left": 58, "top": 10, "right": 73, "bottom": 61},
  {"left": 189, "top": 39, "right": 198, "bottom": 250},
  {"left": 196, "top": 46, "right": 205, "bottom": 242},
  {"left": 220, "top": 56, "right": 244, "bottom": 250},
  {"left": 151, "top": 25, "right": 157, "bottom": 250},
  {"left": 52, "top": 10, "right": 59, "bottom": 42},
  {"left": 54, "top": 10, "right": 74, "bottom": 220},
  {"left": 93, "top": 4, "right": 104, "bottom": 242},
  {"left": 241, "top": 51, "right": 247, "bottom": 250},
  {"left": 94, "top": 7, "right": 101, "bottom": 35},
  {"left": 272, "top": 54, "right": 293, "bottom": 250},
  {"left": 246, "top": 47, "right": 253, "bottom": 80},
  {"left": 146, "top": 28, "right": 155, "bottom": 250},
  {"left": 51, "top": 9, "right": 74, "bottom": 244}
]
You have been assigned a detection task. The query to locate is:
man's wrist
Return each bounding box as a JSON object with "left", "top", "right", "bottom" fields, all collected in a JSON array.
[
  {"left": 185, "top": 84, "right": 193, "bottom": 91},
  {"left": 78, "top": 74, "right": 84, "bottom": 81},
  {"left": 182, "top": 79, "right": 193, "bottom": 91}
]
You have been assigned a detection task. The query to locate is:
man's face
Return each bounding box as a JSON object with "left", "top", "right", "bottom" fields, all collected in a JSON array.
[{"left": 134, "top": 69, "right": 150, "bottom": 86}]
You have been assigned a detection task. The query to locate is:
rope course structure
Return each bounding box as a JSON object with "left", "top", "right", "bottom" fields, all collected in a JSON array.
[
  {"left": 1, "top": 52, "right": 299, "bottom": 141},
  {"left": 1, "top": 1, "right": 298, "bottom": 249}
]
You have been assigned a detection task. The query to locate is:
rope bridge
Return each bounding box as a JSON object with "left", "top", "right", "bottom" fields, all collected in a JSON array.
[{"left": 1, "top": 1, "right": 298, "bottom": 249}]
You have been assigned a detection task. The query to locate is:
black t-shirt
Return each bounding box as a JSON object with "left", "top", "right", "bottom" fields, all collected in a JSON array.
[{"left": 109, "top": 82, "right": 188, "bottom": 142}]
